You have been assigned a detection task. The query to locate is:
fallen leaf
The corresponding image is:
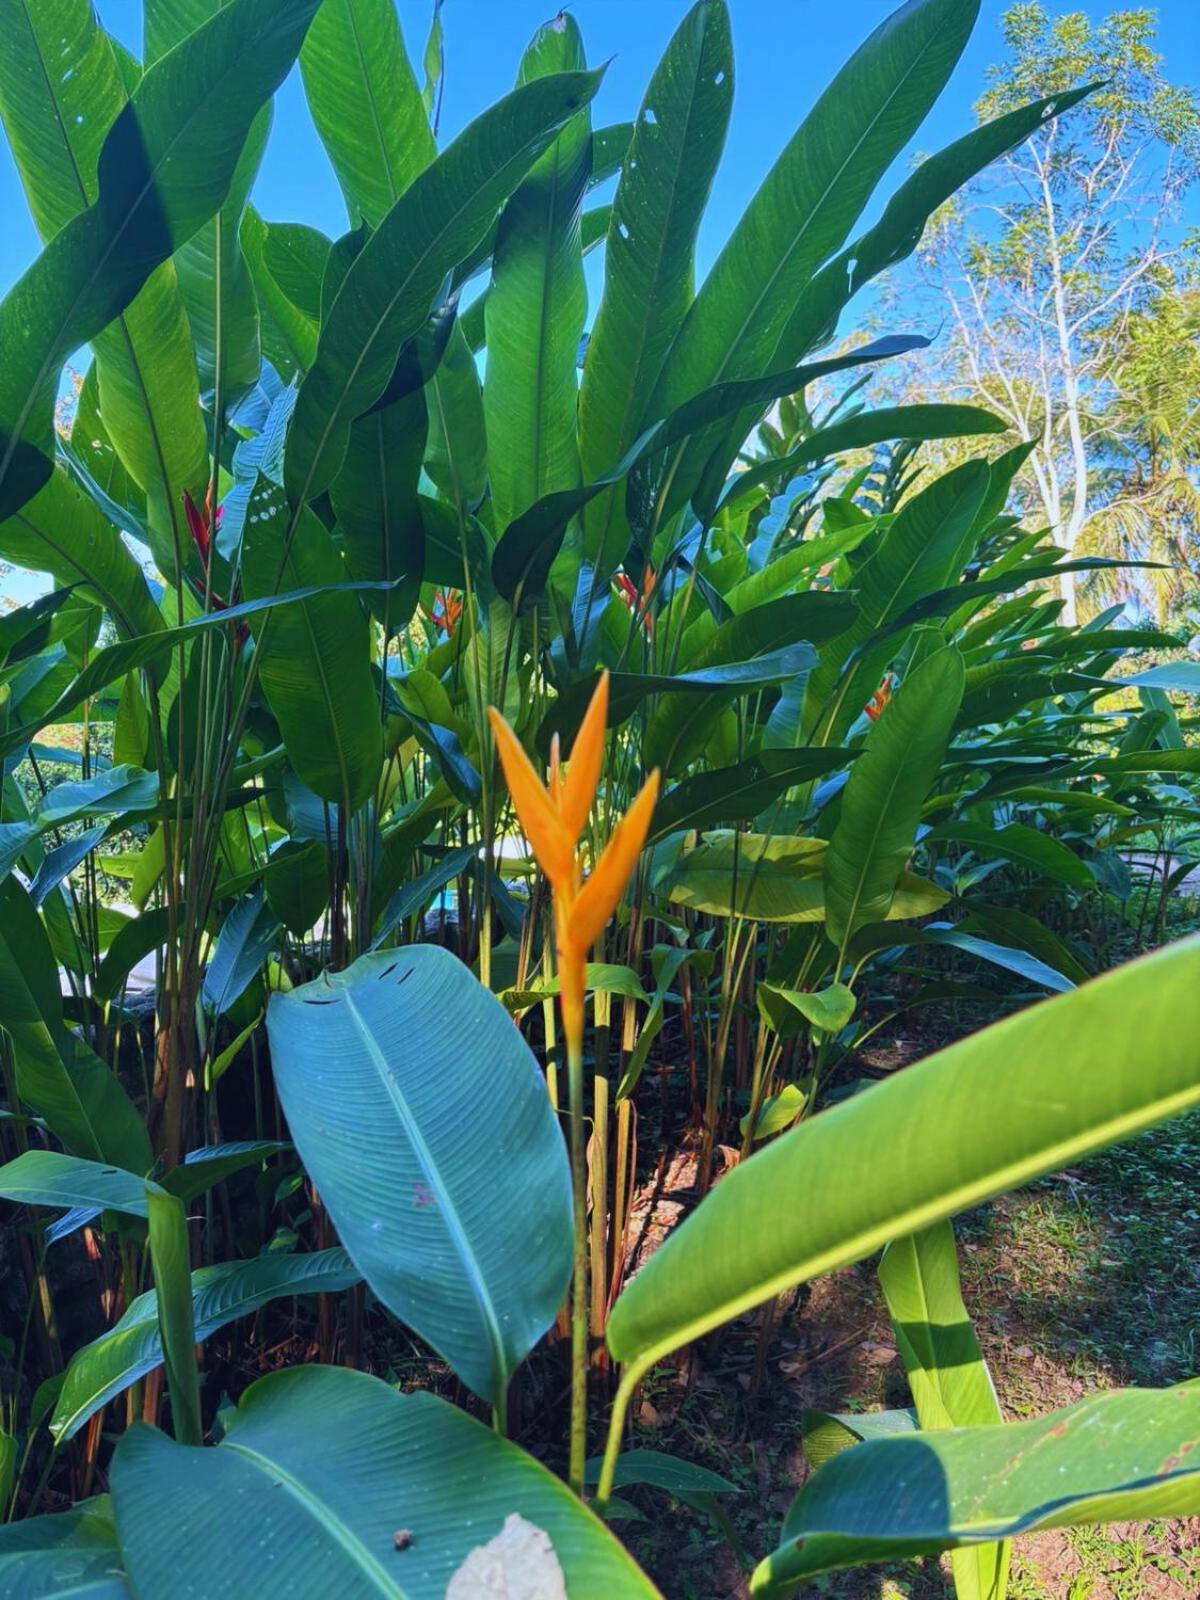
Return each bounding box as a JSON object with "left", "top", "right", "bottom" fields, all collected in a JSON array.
[{"left": 445, "top": 1513, "right": 568, "bottom": 1600}]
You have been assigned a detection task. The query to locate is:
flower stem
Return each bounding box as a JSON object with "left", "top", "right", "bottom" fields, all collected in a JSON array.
[{"left": 567, "top": 1028, "right": 589, "bottom": 1495}]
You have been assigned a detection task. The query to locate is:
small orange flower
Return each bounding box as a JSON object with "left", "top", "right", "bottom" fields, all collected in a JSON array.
[
  {"left": 864, "top": 673, "right": 895, "bottom": 723},
  {"left": 488, "top": 672, "right": 659, "bottom": 1048},
  {"left": 427, "top": 587, "right": 463, "bottom": 637}
]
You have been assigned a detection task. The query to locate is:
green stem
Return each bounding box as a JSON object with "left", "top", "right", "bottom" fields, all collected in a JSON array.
[{"left": 567, "top": 1029, "right": 589, "bottom": 1496}]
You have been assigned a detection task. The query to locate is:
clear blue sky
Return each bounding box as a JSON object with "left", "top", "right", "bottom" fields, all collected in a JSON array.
[{"left": 2, "top": 0, "right": 1198, "bottom": 296}]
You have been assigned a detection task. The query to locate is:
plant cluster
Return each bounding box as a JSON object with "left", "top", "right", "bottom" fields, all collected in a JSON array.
[{"left": 0, "top": 0, "right": 1198, "bottom": 1595}]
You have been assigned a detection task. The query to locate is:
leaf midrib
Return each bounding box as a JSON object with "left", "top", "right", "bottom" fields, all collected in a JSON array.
[
  {"left": 222, "top": 1439, "right": 400, "bottom": 1595},
  {"left": 341, "top": 987, "right": 508, "bottom": 1400}
]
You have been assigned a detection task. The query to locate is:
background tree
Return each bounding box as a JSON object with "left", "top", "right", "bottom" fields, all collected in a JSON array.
[{"left": 891, "top": 3, "right": 1200, "bottom": 622}]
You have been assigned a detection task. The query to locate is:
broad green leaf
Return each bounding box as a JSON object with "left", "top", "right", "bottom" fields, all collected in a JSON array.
[
  {"left": 779, "top": 82, "right": 1100, "bottom": 363},
  {"left": 0, "top": 1501, "right": 129, "bottom": 1599},
  {"left": 753, "top": 1381, "right": 1200, "bottom": 1592},
  {"left": 0, "top": 0, "right": 210, "bottom": 572},
  {"left": 800, "top": 1407, "right": 917, "bottom": 1471},
  {"left": 370, "top": 844, "right": 474, "bottom": 948},
  {"left": 878, "top": 1222, "right": 1009, "bottom": 1599},
  {"left": 1121, "top": 663, "right": 1200, "bottom": 694},
  {"left": 740, "top": 1084, "right": 807, "bottom": 1142},
  {"left": 285, "top": 66, "right": 604, "bottom": 510},
  {"left": 667, "top": 833, "right": 946, "bottom": 924},
  {"left": 242, "top": 208, "right": 319, "bottom": 374},
  {"left": 93, "top": 906, "right": 170, "bottom": 1002},
  {"left": 299, "top": 0, "right": 435, "bottom": 228},
  {"left": 541, "top": 640, "right": 819, "bottom": 761},
  {"left": 759, "top": 983, "right": 856, "bottom": 1037},
  {"left": 493, "top": 335, "right": 928, "bottom": 608},
  {"left": 0, "top": 882, "right": 149, "bottom": 1170},
  {"left": 643, "top": 593, "right": 855, "bottom": 773},
  {"left": 646, "top": 0, "right": 979, "bottom": 516},
  {"left": 719, "top": 404, "right": 1007, "bottom": 512},
  {"left": 331, "top": 388, "right": 427, "bottom": 626},
  {"left": 964, "top": 901, "right": 1090, "bottom": 985},
  {"left": 585, "top": 1449, "right": 738, "bottom": 1498},
  {"left": 52, "top": 1248, "right": 359, "bottom": 1445},
  {"left": 606, "top": 935, "right": 1200, "bottom": 1389},
  {"left": 202, "top": 890, "right": 281, "bottom": 1016},
  {"left": 264, "top": 840, "right": 330, "bottom": 938},
  {"left": 579, "top": 0, "right": 733, "bottom": 580},
  {"left": 928, "top": 821, "right": 1094, "bottom": 888},
  {"left": 0, "top": 1151, "right": 158, "bottom": 1216},
  {"left": 0, "top": 0, "right": 318, "bottom": 530},
  {"left": 171, "top": 103, "right": 270, "bottom": 399},
  {"left": 848, "top": 921, "right": 1076, "bottom": 995},
  {"left": 267, "top": 947, "right": 573, "bottom": 1408},
  {"left": 824, "top": 645, "right": 965, "bottom": 951},
  {"left": 241, "top": 475, "right": 383, "bottom": 812},
  {"left": 648, "top": 748, "right": 854, "bottom": 843},
  {"left": 484, "top": 14, "right": 590, "bottom": 537},
  {"left": 145, "top": 1188, "right": 201, "bottom": 1446},
  {"left": 804, "top": 459, "right": 990, "bottom": 744},
  {"left": 110, "top": 1366, "right": 660, "bottom": 1596},
  {"left": 161, "top": 1141, "right": 289, "bottom": 1205},
  {"left": 0, "top": 469, "right": 163, "bottom": 643},
  {"left": 424, "top": 322, "right": 488, "bottom": 513},
  {"left": 35, "top": 766, "right": 158, "bottom": 828}
]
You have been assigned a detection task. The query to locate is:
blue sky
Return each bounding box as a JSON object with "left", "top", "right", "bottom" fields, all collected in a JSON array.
[{"left": 1, "top": 0, "right": 1198, "bottom": 295}]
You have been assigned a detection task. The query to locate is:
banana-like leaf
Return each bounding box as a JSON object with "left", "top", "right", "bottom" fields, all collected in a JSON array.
[
  {"left": 0, "top": 1501, "right": 129, "bottom": 1599},
  {"left": 646, "top": 0, "right": 979, "bottom": 518},
  {"left": 0, "top": 1151, "right": 159, "bottom": 1216},
  {"left": 780, "top": 82, "right": 1099, "bottom": 362},
  {"left": 202, "top": 890, "right": 281, "bottom": 1017},
  {"left": 241, "top": 475, "right": 383, "bottom": 812},
  {"left": 824, "top": 645, "right": 965, "bottom": 951},
  {"left": 579, "top": 0, "right": 733, "bottom": 581},
  {"left": 928, "top": 820, "right": 1094, "bottom": 888},
  {"left": 424, "top": 321, "right": 488, "bottom": 512},
  {"left": 667, "top": 833, "right": 946, "bottom": 924},
  {"left": 0, "top": 0, "right": 210, "bottom": 571},
  {"left": 285, "top": 67, "right": 604, "bottom": 510},
  {"left": 0, "top": 469, "right": 163, "bottom": 642},
  {"left": 541, "top": 640, "right": 820, "bottom": 762},
  {"left": 109, "top": 1366, "right": 660, "bottom": 1597},
  {"left": 494, "top": 335, "right": 929, "bottom": 608},
  {"left": 242, "top": 207, "right": 320, "bottom": 374},
  {"left": 52, "top": 1249, "right": 360, "bottom": 1445},
  {"left": 330, "top": 388, "right": 427, "bottom": 627},
  {"left": 484, "top": 14, "right": 590, "bottom": 536},
  {"left": 161, "top": 1141, "right": 289, "bottom": 1204},
  {"left": 878, "top": 1222, "right": 1009, "bottom": 1599},
  {"left": 648, "top": 748, "right": 855, "bottom": 843},
  {"left": 643, "top": 593, "right": 856, "bottom": 773},
  {"left": 299, "top": 0, "right": 435, "bottom": 228},
  {"left": 719, "top": 403, "right": 1007, "bottom": 513},
  {"left": 606, "top": 934, "right": 1200, "bottom": 1381},
  {"left": 267, "top": 947, "right": 573, "bottom": 1409},
  {"left": 753, "top": 1381, "right": 1200, "bottom": 1592},
  {"left": 804, "top": 459, "right": 990, "bottom": 744},
  {"left": 0, "top": 882, "right": 149, "bottom": 1171},
  {"left": 0, "top": 0, "right": 320, "bottom": 526}
]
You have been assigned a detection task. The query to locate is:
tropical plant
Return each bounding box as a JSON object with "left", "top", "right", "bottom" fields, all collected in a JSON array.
[{"left": 0, "top": 0, "right": 1198, "bottom": 1595}]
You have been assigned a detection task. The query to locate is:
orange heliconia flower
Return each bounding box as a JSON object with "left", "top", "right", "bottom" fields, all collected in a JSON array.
[
  {"left": 864, "top": 672, "right": 895, "bottom": 723},
  {"left": 487, "top": 672, "right": 659, "bottom": 1048}
]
